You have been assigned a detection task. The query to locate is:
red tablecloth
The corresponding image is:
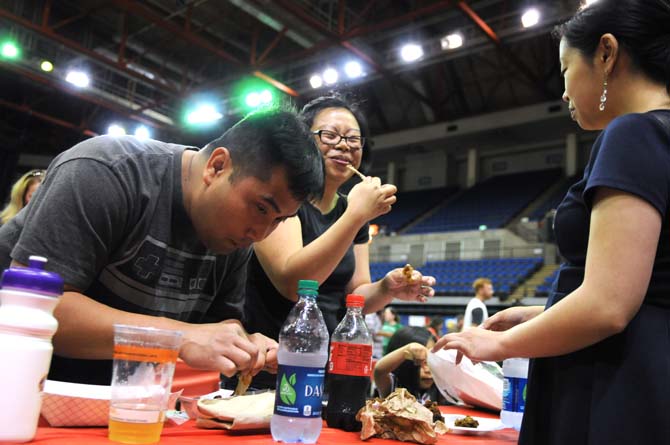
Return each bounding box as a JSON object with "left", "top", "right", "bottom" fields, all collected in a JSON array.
[
  {"left": 171, "top": 359, "right": 220, "bottom": 397},
  {"left": 33, "top": 406, "right": 519, "bottom": 444}
]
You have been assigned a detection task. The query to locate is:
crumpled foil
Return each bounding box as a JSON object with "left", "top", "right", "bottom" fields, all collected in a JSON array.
[{"left": 356, "top": 388, "right": 448, "bottom": 444}]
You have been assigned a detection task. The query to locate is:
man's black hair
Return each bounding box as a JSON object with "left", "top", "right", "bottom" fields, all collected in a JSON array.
[{"left": 203, "top": 106, "right": 324, "bottom": 202}]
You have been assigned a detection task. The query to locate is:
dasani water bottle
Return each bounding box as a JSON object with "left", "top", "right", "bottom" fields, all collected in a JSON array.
[
  {"left": 500, "top": 358, "right": 529, "bottom": 431},
  {"left": 271, "top": 280, "right": 329, "bottom": 443}
]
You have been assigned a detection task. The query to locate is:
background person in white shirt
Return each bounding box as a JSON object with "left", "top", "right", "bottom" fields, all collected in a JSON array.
[{"left": 463, "top": 278, "right": 493, "bottom": 329}]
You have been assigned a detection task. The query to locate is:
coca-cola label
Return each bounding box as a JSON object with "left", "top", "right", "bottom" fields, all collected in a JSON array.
[
  {"left": 328, "top": 342, "right": 372, "bottom": 376},
  {"left": 273, "top": 364, "right": 325, "bottom": 418}
]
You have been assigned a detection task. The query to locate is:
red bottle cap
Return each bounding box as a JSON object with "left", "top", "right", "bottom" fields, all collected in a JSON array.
[{"left": 345, "top": 294, "right": 365, "bottom": 307}]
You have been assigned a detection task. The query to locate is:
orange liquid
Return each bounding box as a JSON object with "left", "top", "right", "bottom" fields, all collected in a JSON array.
[
  {"left": 109, "top": 418, "right": 164, "bottom": 444},
  {"left": 108, "top": 408, "right": 165, "bottom": 444}
]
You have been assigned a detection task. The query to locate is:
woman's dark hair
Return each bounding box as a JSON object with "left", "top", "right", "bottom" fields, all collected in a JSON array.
[
  {"left": 203, "top": 106, "right": 324, "bottom": 202},
  {"left": 300, "top": 92, "right": 372, "bottom": 173},
  {"left": 429, "top": 317, "right": 444, "bottom": 331},
  {"left": 386, "top": 327, "right": 440, "bottom": 400},
  {"left": 385, "top": 307, "right": 399, "bottom": 323},
  {"left": 554, "top": 0, "right": 670, "bottom": 93}
]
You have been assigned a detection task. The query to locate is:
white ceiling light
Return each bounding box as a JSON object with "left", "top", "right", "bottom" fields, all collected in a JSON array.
[
  {"left": 65, "top": 70, "right": 90, "bottom": 88},
  {"left": 40, "top": 60, "right": 54, "bottom": 72},
  {"left": 259, "top": 89, "right": 272, "bottom": 104},
  {"left": 107, "top": 124, "right": 126, "bottom": 136},
  {"left": 521, "top": 8, "right": 540, "bottom": 28},
  {"left": 322, "top": 68, "right": 338, "bottom": 85},
  {"left": 440, "top": 33, "right": 463, "bottom": 50},
  {"left": 309, "top": 74, "right": 323, "bottom": 89},
  {"left": 584, "top": 0, "right": 598, "bottom": 4},
  {"left": 400, "top": 43, "right": 423, "bottom": 62},
  {"left": 246, "top": 92, "right": 262, "bottom": 108},
  {"left": 186, "top": 104, "right": 223, "bottom": 124},
  {"left": 344, "top": 61, "right": 363, "bottom": 79},
  {"left": 134, "top": 125, "right": 150, "bottom": 140}
]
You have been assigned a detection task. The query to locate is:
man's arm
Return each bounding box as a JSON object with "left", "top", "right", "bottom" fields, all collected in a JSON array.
[
  {"left": 9, "top": 257, "right": 272, "bottom": 378},
  {"left": 51, "top": 286, "right": 270, "bottom": 377},
  {"left": 469, "top": 308, "right": 484, "bottom": 328}
]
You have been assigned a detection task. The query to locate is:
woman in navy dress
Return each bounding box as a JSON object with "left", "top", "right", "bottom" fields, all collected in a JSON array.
[{"left": 433, "top": 1, "right": 670, "bottom": 443}]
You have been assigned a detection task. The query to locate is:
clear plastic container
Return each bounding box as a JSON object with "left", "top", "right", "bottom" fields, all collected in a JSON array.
[
  {"left": 271, "top": 280, "right": 329, "bottom": 444},
  {"left": 500, "top": 358, "right": 529, "bottom": 431},
  {"left": 0, "top": 256, "right": 63, "bottom": 442}
]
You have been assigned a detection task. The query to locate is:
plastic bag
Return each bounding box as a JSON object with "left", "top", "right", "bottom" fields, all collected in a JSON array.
[{"left": 427, "top": 349, "right": 503, "bottom": 411}]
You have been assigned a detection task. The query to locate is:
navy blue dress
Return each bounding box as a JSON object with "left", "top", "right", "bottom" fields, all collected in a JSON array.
[{"left": 519, "top": 111, "right": 670, "bottom": 444}]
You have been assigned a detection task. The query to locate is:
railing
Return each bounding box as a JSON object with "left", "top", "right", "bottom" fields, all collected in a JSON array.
[{"left": 370, "top": 244, "right": 545, "bottom": 264}]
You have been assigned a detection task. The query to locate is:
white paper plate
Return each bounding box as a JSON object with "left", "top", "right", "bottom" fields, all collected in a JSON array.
[
  {"left": 178, "top": 389, "right": 234, "bottom": 419},
  {"left": 443, "top": 414, "right": 504, "bottom": 435}
]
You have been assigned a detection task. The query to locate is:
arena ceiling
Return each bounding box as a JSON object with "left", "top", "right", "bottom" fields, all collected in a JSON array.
[{"left": 0, "top": 0, "right": 583, "bottom": 158}]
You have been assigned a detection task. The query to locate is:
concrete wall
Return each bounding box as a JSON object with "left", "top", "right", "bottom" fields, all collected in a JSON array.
[
  {"left": 369, "top": 228, "right": 543, "bottom": 264},
  {"left": 480, "top": 147, "right": 564, "bottom": 179}
]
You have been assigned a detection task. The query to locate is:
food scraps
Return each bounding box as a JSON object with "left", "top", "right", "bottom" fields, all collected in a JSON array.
[
  {"left": 234, "top": 373, "right": 252, "bottom": 396},
  {"left": 402, "top": 264, "right": 416, "bottom": 284},
  {"left": 356, "top": 388, "right": 448, "bottom": 444},
  {"left": 454, "top": 415, "right": 479, "bottom": 428}
]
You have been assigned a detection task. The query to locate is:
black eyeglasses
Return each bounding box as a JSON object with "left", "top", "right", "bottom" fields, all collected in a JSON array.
[{"left": 312, "top": 130, "right": 365, "bottom": 150}]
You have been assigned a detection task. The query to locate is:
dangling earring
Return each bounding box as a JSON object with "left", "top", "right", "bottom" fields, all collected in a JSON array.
[{"left": 599, "top": 75, "right": 608, "bottom": 112}]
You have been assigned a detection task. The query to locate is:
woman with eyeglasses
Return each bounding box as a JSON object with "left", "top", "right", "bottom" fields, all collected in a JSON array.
[
  {"left": 241, "top": 93, "right": 436, "bottom": 389},
  {"left": 0, "top": 169, "right": 45, "bottom": 225}
]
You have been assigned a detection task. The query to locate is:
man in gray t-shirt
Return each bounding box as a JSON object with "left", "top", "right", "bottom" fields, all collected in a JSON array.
[{"left": 0, "top": 109, "right": 324, "bottom": 385}]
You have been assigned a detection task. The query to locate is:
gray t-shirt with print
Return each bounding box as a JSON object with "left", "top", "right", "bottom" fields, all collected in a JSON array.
[{"left": 0, "top": 135, "right": 250, "bottom": 384}]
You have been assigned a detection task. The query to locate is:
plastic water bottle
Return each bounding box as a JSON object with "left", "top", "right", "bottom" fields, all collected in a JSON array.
[
  {"left": 501, "top": 358, "right": 529, "bottom": 431},
  {"left": 326, "top": 294, "right": 372, "bottom": 431},
  {"left": 271, "top": 280, "right": 329, "bottom": 443},
  {"left": 0, "top": 256, "right": 63, "bottom": 442}
]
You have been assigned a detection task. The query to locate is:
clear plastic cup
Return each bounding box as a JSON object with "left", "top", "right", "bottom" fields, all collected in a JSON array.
[{"left": 108, "top": 325, "right": 182, "bottom": 444}]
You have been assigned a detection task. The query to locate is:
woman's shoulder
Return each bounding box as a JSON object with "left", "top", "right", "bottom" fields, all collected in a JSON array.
[{"left": 605, "top": 110, "right": 670, "bottom": 137}]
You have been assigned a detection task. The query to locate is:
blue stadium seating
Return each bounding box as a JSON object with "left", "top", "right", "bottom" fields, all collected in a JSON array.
[
  {"left": 372, "top": 187, "right": 458, "bottom": 233},
  {"left": 370, "top": 258, "right": 543, "bottom": 298},
  {"left": 370, "top": 261, "right": 407, "bottom": 281},
  {"left": 534, "top": 268, "right": 560, "bottom": 297},
  {"left": 528, "top": 175, "right": 580, "bottom": 221},
  {"left": 404, "top": 169, "right": 563, "bottom": 234}
]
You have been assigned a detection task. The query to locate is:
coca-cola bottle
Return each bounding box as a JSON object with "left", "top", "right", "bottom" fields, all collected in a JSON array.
[{"left": 326, "top": 294, "right": 373, "bottom": 431}]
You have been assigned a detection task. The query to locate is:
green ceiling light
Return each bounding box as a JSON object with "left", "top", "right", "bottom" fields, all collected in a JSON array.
[
  {"left": 244, "top": 89, "right": 274, "bottom": 110},
  {"left": 1, "top": 41, "right": 20, "bottom": 60},
  {"left": 40, "top": 60, "right": 54, "bottom": 72},
  {"left": 235, "top": 78, "right": 277, "bottom": 113}
]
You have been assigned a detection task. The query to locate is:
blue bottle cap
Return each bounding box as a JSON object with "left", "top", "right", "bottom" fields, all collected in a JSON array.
[{"left": 0, "top": 255, "right": 63, "bottom": 297}]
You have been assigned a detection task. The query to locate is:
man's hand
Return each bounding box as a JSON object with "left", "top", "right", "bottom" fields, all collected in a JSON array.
[
  {"left": 247, "top": 332, "right": 278, "bottom": 374},
  {"left": 179, "top": 320, "right": 276, "bottom": 377}
]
